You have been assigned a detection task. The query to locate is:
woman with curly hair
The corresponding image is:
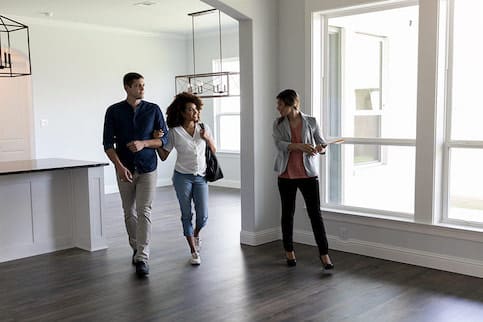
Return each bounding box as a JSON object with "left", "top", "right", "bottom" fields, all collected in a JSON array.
[{"left": 156, "top": 92, "right": 216, "bottom": 265}]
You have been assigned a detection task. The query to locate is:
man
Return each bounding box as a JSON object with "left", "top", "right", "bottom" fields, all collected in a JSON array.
[{"left": 103, "top": 72, "right": 168, "bottom": 277}]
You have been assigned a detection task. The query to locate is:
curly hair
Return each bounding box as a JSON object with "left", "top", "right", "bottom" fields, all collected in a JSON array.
[{"left": 166, "top": 92, "right": 204, "bottom": 128}]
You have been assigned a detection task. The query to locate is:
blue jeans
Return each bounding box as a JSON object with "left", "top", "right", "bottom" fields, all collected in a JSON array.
[{"left": 172, "top": 171, "right": 209, "bottom": 236}]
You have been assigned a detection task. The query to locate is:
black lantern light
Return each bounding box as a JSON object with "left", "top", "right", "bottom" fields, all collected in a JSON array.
[
  {"left": 0, "top": 15, "right": 32, "bottom": 77},
  {"left": 175, "top": 9, "right": 239, "bottom": 98}
]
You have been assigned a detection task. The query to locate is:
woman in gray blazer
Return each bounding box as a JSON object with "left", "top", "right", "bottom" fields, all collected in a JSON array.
[{"left": 272, "top": 89, "right": 334, "bottom": 270}]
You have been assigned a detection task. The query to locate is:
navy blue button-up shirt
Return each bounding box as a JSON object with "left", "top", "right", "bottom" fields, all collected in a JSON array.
[{"left": 103, "top": 100, "right": 168, "bottom": 174}]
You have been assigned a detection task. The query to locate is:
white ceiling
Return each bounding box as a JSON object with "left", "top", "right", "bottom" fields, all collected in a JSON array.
[{"left": 0, "top": 0, "right": 237, "bottom": 34}]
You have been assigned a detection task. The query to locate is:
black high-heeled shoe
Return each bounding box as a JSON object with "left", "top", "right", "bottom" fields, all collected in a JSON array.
[
  {"left": 322, "top": 262, "right": 334, "bottom": 270},
  {"left": 320, "top": 256, "right": 334, "bottom": 270},
  {"left": 286, "top": 252, "right": 296, "bottom": 267}
]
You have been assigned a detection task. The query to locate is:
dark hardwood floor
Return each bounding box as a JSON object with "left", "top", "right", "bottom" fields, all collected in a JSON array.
[{"left": 1, "top": 186, "right": 483, "bottom": 322}]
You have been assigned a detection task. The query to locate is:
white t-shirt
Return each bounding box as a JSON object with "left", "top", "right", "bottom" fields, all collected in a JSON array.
[{"left": 164, "top": 123, "right": 212, "bottom": 176}]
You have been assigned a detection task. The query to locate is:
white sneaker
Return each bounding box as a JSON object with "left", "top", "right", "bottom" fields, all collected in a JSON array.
[
  {"left": 194, "top": 237, "right": 201, "bottom": 252},
  {"left": 190, "top": 252, "right": 201, "bottom": 265}
]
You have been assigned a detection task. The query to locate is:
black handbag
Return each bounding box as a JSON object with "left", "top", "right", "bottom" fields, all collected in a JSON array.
[{"left": 200, "top": 123, "right": 224, "bottom": 182}]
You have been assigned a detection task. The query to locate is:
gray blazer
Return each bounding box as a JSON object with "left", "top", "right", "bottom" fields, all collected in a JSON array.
[{"left": 272, "top": 112, "right": 326, "bottom": 177}]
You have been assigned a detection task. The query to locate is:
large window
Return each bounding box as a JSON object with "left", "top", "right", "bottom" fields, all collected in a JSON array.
[
  {"left": 213, "top": 57, "right": 240, "bottom": 152},
  {"left": 324, "top": 5, "right": 419, "bottom": 215},
  {"left": 317, "top": 0, "right": 483, "bottom": 228},
  {"left": 443, "top": 0, "right": 483, "bottom": 224}
]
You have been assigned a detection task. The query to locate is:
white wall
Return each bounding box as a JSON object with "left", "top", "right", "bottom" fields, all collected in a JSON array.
[
  {"left": 203, "top": 0, "right": 281, "bottom": 244},
  {"left": 278, "top": 0, "right": 307, "bottom": 106},
  {"left": 0, "top": 75, "right": 34, "bottom": 161},
  {"left": 16, "top": 17, "right": 188, "bottom": 193}
]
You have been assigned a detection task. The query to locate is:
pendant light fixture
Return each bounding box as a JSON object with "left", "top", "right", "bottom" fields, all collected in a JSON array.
[
  {"left": 175, "top": 9, "right": 239, "bottom": 98},
  {"left": 0, "top": 15, "right": 32, "bottom": 77}
]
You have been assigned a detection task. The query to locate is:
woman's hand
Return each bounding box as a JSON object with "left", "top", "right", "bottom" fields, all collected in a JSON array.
[
  {"left": 293, "top": 143, "right": 317, "bottom": 155},
  {"left": 153, "top": 129, "right": 164, "bottom": 139},
  {"left": 126, "top": 140, "right": 146, "bottom": 152},
  {"left": 200, "top": 128, "right": 209, "bottom": 141},
  {"left": 156, "top": 147, "right": 170, "bottom": 161},
  {"left": 200, "top": 128, "right": 216, "bottom": 153},
  {"left": 315, "top": 144, "right": 327, "bottom": 155}
]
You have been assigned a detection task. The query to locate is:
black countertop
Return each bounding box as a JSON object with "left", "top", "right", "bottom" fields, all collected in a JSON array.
[{"left": 0, "top": 158, "right": 109, "bottom": 175}]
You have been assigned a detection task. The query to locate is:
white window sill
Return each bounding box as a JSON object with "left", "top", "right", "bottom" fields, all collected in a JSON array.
[
  {"left": 217, "top": 151, "right": 240, "bottom": 158},
  {"left": 320, "top": 205, "right": 483, "bottom": 242}
]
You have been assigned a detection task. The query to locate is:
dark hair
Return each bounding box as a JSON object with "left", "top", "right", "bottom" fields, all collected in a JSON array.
[
  {"left": 123, "top": 72, "right": 144, "bottom": 87},
  {"left": 276, "top": 89, "right": 300, "bottom": 109},
  {"left": 166, "top": 92, "right": 203, "bottom": 128},
  {"left": 276, "top": 89, "right": 300, "bottom": 124}
]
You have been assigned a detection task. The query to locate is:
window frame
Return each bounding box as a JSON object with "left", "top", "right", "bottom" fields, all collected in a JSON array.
[
  {"left": 441, "top": 0, "right": 483, "bottom": 227},
  {"left": 315, "top": 0, "right": 483, "bottom": 230},
  {"left": 212, "top": 57, "right": 241, "bottom": 154},
  {"left": 320, "top": 2, "right": 418, "bottom": 218},
  {"left": 215, "top": 110, "right": 240, "bottom": 153}
]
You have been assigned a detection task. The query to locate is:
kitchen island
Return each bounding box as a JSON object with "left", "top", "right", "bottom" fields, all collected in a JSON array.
[{"left": 0, "top": 158, "right": 109, "bottom": 262}]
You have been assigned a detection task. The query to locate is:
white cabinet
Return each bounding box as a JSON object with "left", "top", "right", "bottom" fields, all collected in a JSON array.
[{"left": 0, "top": 159, "right": 108, "bottom": 262}]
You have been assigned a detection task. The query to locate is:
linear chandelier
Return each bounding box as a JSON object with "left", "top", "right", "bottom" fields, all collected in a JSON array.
[
  {"left": 175, "top": 9, "right": 239, "bottom": 98},
  {"left": 0, "top": 15, "right": 32, "bottom": 77}
]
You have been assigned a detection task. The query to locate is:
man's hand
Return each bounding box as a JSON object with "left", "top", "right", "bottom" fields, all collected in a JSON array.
[
  {"left": 127, "top": 140, "right": 146, "bottom": 153},
  {"left": 116, "top": 164, "right": 133, "bottom": 183}
]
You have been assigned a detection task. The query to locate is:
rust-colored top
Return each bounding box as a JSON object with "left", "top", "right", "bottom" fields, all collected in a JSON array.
[{"left": 279, "top": 121, "right": 310, "bottom": 179}]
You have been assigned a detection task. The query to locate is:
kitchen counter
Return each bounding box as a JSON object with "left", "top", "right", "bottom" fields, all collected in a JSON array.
[
  {"left": 0, "top": 158, "right": 109, "bottom": 262},
  {"left": 0, "top": 158, "right": 108, "bottom": 175}
]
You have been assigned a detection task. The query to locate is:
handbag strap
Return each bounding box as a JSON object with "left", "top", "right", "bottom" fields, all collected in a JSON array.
[{"left": 199, "top": 123, "right": 209, "bottom": 153}]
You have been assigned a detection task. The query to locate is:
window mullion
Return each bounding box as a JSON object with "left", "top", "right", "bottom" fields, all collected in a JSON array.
[
  {"left": 414, "top": 0, "right": 442, "bottom": 225},
  {"left": 440, "top": 0, "right": 451, "bottom": 224},
  {"left": 448, "top": 141, "right": 483, "bottom": 149},
  {"left": 321, "top": 15, "right": 330, "bottom": 205},
  {"left": 340, "top": 138, "right": 415, "bottom": 146}
]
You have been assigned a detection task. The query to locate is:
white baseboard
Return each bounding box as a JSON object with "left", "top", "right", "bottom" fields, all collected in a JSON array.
[
  {"left": 74, "top": 236, "right": 108, "bottom": 252},
  {"left": 157, "top": 178, "right": 172, "bottom": 187},
  {"left": 0, "top": 237, "right": 73, "bottom": 263},
  {"left": 240, "top": 227, "right": 281, "bottom": 246},
  {"left": 209, "top": 179, "right": 240, "bottom": 189},
  {"left": 293, "top": 229, "right": 483, "bottom": 278},
  {"left": 293, "top": 229, "right": 317, "bottom": 246}
]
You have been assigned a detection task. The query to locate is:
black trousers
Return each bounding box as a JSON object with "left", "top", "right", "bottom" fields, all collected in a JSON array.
[{"left": 277, "top": 177, "right": 329, "bottom": 256}]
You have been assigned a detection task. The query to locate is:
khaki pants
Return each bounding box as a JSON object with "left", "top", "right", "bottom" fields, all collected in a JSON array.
[{"left": 117, "top": 170, "right": 157, "bottom": 262}]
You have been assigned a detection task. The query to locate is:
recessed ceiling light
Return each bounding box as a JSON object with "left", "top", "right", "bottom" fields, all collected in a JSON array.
[
  {"left": 133, "top": 1, "right": 157, "bottom": 6},
  {"left": 40, "top": 11, "right": 54, "bottom": 17}
]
